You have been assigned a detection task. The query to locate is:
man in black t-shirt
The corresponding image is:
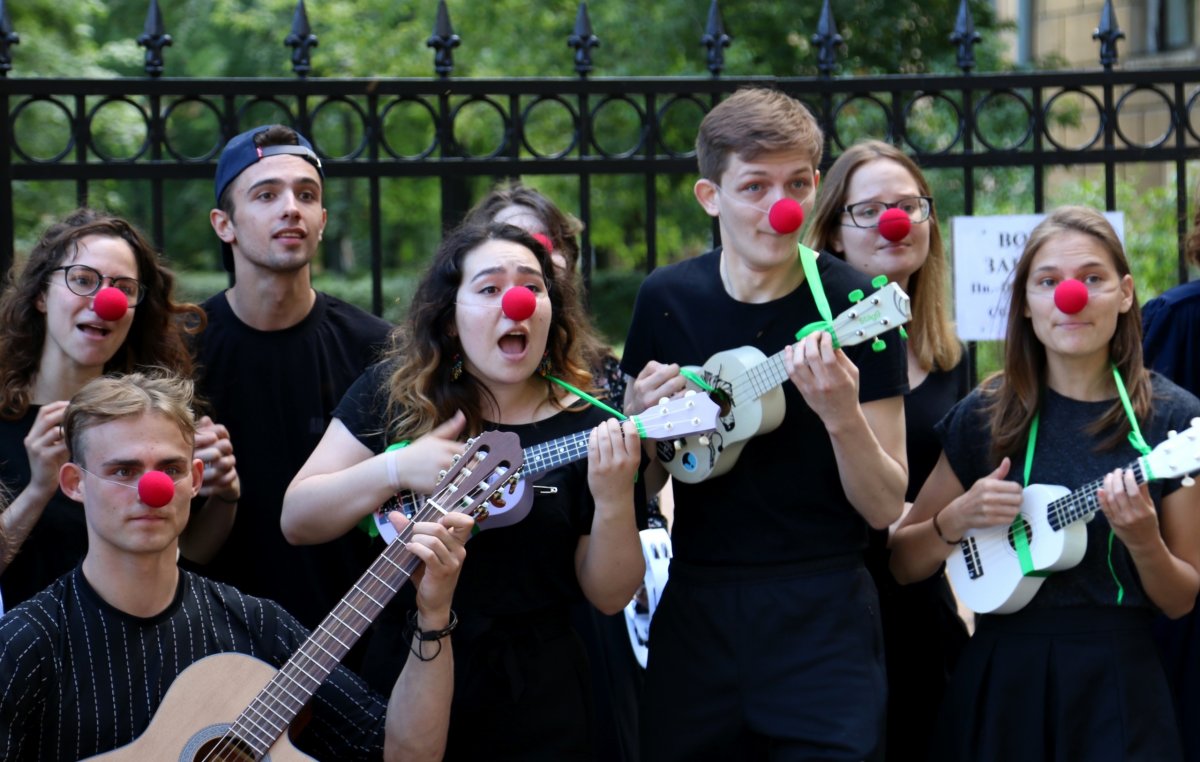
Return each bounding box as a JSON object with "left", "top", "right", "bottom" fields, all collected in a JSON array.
[
  {"left": 0, "top": 372, "right": 468, "bottom": 761},
  {"left": 196, "top": 125, "right": 391, "bottom": 633},
  {"left": 621, "top": 88, "right": 909, "bottom": 761}
]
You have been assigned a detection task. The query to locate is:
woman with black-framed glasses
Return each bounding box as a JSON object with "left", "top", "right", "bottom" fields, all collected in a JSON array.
[
  {"left": 0, "top": 208, "right": 239, "bottom": 610},
  {"left": 805, "top": 140, "right": 969, "bottom": 762}
]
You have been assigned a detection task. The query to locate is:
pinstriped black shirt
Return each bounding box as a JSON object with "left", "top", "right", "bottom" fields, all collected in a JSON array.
[{"left": 0, "top": 567, "right": 387, "bottom": 761}]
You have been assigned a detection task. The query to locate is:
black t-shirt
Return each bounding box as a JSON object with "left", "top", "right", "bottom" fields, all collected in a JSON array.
[
  {"left": 0, "top": 567, "right": 387, "bottom": 761},
  {"left": 335, "top": 361, "right": 606, "bottom": 617},
  {"left": 905, "top": 357, "right": 972, "bottom": 503},
  {"left": 937, "top": 373, "right": 1200, "bottom": 611},
  {"left": 0, "top": 407, "right": 88, "bottom": 609},
  {"left": 620, "top": 248, "right": 908, "bottom": 566},
  {"left": 192, "top": 291, "right": 391, "bottom": 628}
]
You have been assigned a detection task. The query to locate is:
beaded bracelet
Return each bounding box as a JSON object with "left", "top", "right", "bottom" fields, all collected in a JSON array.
[
  {"left": 932, "top": 510, "right": 962, "bottom": 545},
  {"left": 403, "top": 609, "right": 458, "bottom": 662}
]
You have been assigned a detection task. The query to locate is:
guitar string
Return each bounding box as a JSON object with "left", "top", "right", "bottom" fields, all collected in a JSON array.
[{"left": 197, "top": 452, "right": 509, "bottom": 761}]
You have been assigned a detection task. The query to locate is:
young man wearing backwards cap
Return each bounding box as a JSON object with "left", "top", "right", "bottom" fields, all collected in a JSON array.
[
  {"left": 620, "top": 87, "right": 909, "bottom": 760},
  {"left": 0, "top": 371, "right": 470, "bottom": 761},
  {"left": 194, "top": 125, "right": 392, "bottom": 645}
]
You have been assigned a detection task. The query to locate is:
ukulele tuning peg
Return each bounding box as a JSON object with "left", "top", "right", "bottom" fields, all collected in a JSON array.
[
  {"left": 871, "top": 274, "right": 889, "bottom": 289},
  {"left": 451, "top": 454, "right": 461, "bottom": 464},
  {"left": 663, "top": 422, "right": 674, "bottom": 431},
  {"left": 658, "top": 396, "right": 670, "bottom": 405},
  {"left": 1183, "top": 475, "right": 1196, "bottom": 488},
  {"left": 438, "top": 469, "right": 448, "bottom": 479},
  {"left": 672, "top": 439, "right": 683, "bottom": 452},
  {"left": 683, "top": 389, "right": 696, "bottom": 398},
  {"left": 871, "top": 338, "right": 886, "bottom": 352},
  {"left": 847, "top": 288, "right": 864, "bottom": 304},
  {"left": 698, "top": 435, "right": 710, "bottom": 446},
  {"left": 899, "top": 327, "right": 909, "bottom": 340},
  {"left": 1168, "top": 430, "right": 1178, "bottom": 438}
]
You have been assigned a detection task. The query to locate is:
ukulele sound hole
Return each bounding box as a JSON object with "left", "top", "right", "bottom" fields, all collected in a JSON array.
[{"left": 1005, "top": 515, "right": 1034, "bottom": 552}]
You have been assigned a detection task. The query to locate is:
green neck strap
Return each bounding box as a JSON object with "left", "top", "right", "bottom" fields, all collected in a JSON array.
[
  {"left": 545, "top": 374, "right": 647, "bottom": 439},
  {"left": 1015, "top": 364, "right": 1146, "bottom": 601},
  {"left": 794, "top": 245, "right": 838, "bottom": 346}
]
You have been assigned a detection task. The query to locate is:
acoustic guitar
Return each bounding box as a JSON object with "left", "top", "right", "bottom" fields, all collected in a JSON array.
[
  {"left": 85, "top": 431, "right": 523, "bottom": 761},
  {"left": 660, "top": 280, "right": 911, "bottom": 484},
  {"left": 947, "top": 418, "right": 1200, "bottom": 614}
]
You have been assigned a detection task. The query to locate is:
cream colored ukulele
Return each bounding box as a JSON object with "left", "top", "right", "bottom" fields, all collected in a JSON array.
[{"left": 85, "top": 432, "right": 523, "bottom": 762}]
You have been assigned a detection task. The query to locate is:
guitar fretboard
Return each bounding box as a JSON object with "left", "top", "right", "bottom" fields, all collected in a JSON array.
[
  {"left": 227, "top": 456, "right": 499, "bottom": 757},
  {"left": 1046, "top": 459, "right": 1145, "bottom": 531}
]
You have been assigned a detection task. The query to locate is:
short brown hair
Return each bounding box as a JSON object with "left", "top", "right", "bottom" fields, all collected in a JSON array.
[
  {"left": 695, "top": 88, "right": 824, "bottom": 182},
  {"left": 64, "top": 371, "right": 197, "bottom": 468}
]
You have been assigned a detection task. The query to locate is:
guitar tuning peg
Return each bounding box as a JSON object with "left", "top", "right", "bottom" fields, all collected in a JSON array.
[
  {"left": 847, "top": 288, "right": 864, "bottom": 304},
  {"left": 451, "top": 454, "right": 461, "bottom": 463},
  {"left": 871, "top": 274, "right": 889, "bottom": 288},
  {"left": 1183, "top": 475, "right": 1196, "bottom": 488},
  {"left": 438, "top": 469, "right": 448, "bottom": 479},
  {"left": 698, "top": 435, "right": 710, "bottom": 446},
  {"left": 466, "top": 436, "right": 475, "bottom": 445},
  {"left": 871, "top": 338, "right": 886, "bottom": 352}
]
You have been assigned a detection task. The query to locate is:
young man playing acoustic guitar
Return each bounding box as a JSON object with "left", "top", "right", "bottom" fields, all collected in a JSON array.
[
  {"left": 0, "top": 372, "right": 470, "bottom": 761},
  {"left": 621, "top": 87, "right": 909, "bottom": 761}
]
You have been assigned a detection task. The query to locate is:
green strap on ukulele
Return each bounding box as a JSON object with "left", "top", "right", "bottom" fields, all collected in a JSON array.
[
  {"left": 1015, "top": 366, "right": 1149, "bottom": 601},
  {"left": 546, "top": 374, "right": 642, "bottom": 483},
  {"left": 793, "top": 245, "right": 839, "bottom": 346}
]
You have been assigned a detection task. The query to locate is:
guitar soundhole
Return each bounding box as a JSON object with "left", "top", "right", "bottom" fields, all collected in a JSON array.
[
  {"left": 710, "top": 387, "right": 733, "bottom": 418},
  {"left": 192, "top": 737, "right": 258, "bottom": 761},
  {"left": 1005, "top": 515, "right": 1033, "bottom": 551}
]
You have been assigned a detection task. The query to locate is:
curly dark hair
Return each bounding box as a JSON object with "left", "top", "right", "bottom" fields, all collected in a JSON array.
[
  {"left": 0, "top": 209, "right": 206, "bottom": 420},
  {"left": 383, "top": 221, "right": 597, "bottom": 441}
]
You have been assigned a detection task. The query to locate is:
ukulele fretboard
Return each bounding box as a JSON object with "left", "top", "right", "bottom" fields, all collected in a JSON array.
[{"left": 1046, "top": 459, "right": 1145, "bottom": 531}]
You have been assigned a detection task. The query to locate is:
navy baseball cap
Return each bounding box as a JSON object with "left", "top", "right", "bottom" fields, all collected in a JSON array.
[{"left": 213, "top": 125, "right": 324, "bottom": 271}]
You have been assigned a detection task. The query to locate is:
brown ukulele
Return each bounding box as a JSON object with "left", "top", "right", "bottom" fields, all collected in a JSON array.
[{"left": 85, "top": 431, "right": 523, "bottom": 761}]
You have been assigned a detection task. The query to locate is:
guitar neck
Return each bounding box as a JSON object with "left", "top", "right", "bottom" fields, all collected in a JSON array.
[
  {"left": 731, "top": 349, "right": 792, "bottom": 407},
  {"left": 229, "top": 504, "right": 433, "bottom": 754},
  {"left": 1046, "top": 458, "right": 1146, "bottom": 531}
]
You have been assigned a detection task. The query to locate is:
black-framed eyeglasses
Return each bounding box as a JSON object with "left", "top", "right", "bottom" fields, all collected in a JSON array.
[
  {"left": 50, "top": 264, "right": 146, "bottom": 307},
  {"left": 841, "top": 196, "right": 934, "bottom": 228}
]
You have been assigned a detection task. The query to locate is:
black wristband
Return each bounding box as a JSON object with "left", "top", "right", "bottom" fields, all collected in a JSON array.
[
  {"left": 932, "top": 510, "right": 962, "bottom": 545},
  {"left": 403, "top": 609, "right": 457, "bottom": 662}
]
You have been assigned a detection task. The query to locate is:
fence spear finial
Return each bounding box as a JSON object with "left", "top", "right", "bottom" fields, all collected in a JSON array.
[
  {"left": 137, "top": 0, "right": 172, "bottom": 78},
  {"left": 285, "top": 0, "right": 319, "bottom": 78}
]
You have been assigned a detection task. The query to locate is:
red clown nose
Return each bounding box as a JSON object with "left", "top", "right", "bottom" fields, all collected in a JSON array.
[
  {"left": 767, "top": 198, "right": 804, "bottom": 235},
  {"left": 137, "top": 470, "right": 176, "bottom": 508},
  {"left": 93, "top": 287, "right": 129, "bottom": 322},
  {"left": 501, "top": 286, "right": 537, "bottom": 321},
  {"left": 877, "top": 208, "right": 912, "bottom": 242},
  {"left": 1054, "top": 279, "right": 1089, "bottom": 314}
]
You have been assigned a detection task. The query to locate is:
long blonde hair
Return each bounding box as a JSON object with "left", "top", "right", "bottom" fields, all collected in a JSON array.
[{"left": 805, "top": 141, "right": 961, "bottom": 373}]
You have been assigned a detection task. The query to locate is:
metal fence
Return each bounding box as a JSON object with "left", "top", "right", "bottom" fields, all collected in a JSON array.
[{"left": 3, "top": 0, "right": 1199, "bottom": 316}]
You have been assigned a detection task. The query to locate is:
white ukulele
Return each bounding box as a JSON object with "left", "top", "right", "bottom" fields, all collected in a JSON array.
[
  {"left": 659, "top": 280, "right": 912, "bottom": 484},
  {"left": 947, "top": 418, "right": 1200, "bottom": 615}
]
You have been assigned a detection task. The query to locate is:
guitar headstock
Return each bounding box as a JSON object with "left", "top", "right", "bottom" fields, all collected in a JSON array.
[
  {"left": 429, "top": 431, "right": 525, "bottom": 521},
  {"left": 833, "top": 281, "right": 912, "bottom": 349},
  {"left": 634, "top": 391, "right": 722, "bottom": 441},
  {"left": 1144, "top": 417, "right": 1200, "bottom": 487}
]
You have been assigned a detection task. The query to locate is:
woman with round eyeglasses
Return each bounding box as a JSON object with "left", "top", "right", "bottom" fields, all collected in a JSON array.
[
  {"left": 805, "top": 140, "right": 969, "bottom": 761},
  {"left": 0, "top": 208, "right": 238, "bottom": 610}
]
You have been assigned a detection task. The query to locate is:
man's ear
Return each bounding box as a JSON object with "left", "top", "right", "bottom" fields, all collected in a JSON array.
[
  {"left": 694, "top": 179, "right": 720, "bottom": 218},
  {"left": 190, "top": 458, "right": 204, "bottom": 499},
  {"left": 210, "top": 208, "right": 236, "bottom": 244},
  {"left": 60, "top": 462, "right": 85, "bottom": 504}
]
